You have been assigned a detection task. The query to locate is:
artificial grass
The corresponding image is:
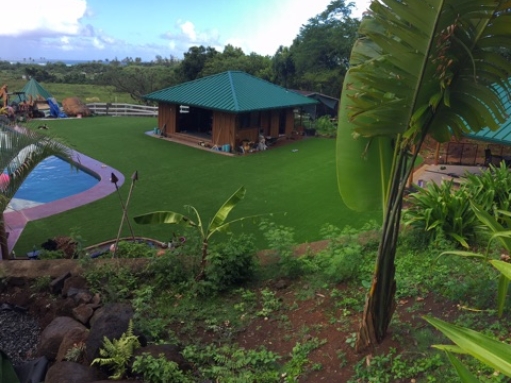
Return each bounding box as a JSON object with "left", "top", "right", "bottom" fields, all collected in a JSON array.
[{"left": 13, "top": 117, "right": 380, "bottom": 254}]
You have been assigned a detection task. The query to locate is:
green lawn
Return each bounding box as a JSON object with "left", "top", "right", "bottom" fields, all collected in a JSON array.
[{"left": 14, "top": 117, "right": 380, "bottom": 254}]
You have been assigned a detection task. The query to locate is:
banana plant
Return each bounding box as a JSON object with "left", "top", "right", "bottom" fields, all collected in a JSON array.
[
  {"left": 336, "top": 0, "right": 511, "bottom": 349},
  {"left": 0, "top": 125, "right": 73, "bottom": 259},
  {"left": 134, "top": 186, "right": 262, "bottom": 281}
]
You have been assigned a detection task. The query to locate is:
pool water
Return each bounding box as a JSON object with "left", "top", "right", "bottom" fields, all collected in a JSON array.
[{"left": 12, "top": 156, "right": 99, "bottom": 204}]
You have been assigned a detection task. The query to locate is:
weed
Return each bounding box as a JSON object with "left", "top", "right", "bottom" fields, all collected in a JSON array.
[
  {"left": 132, "top": 353, "right": 193, "bottom": 383},
  {"left": 257, "top": 288, "right": 282, "bottom": 318},
  {"left": 183, "top": 343, "right": 281, "bottom": 382},
  {"left": 30, "top": 276, "right": 52, "bottom": 292},
  {"left": 345, "top": 332, "right": 357, "bottom": 349},
  {"left": 283, "top": 337, "right": 326, "bottom": 382}
]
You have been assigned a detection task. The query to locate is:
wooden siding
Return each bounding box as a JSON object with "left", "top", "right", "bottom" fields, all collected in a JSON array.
[
  {"left": 212, "top": 111, "right": 236, "bottom": 147},
  {"left": 158, "top": 103, "right": 177, "bottom": 134},
  {"left": 270, "top": 111, "right": 280, "bottom": 137}
]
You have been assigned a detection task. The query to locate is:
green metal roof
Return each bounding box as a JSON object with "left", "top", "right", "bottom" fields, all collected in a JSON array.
[
  {"left": 21, "top": 78, "right": 53, "bottom": 100},
  {"left": 464, "top": 81, "right": 511, "bottom": 145},
  {"left": 144, "top": 71, "right": 318, "bottom": 113}
]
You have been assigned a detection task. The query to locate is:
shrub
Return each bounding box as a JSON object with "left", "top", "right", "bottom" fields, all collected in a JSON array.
[
  {"left": 314, "top": 115, "right": 337, "bottom": 137},
  {"left": 260, "top": 221, "right": 307, "bottom": 279},
  {"left": 198, "top": 234, "right": 257, "bottom": 294},
  {"left": 315, "top": 225, "right": 365, "bottom": 284}
]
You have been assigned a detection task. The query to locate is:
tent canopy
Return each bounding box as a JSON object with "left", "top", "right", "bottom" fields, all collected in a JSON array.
[{"left": 21, "top": 78, "right": 53, "bottom": 101}]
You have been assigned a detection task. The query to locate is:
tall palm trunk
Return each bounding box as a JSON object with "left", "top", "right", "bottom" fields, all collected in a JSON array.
[{"left": 356, "top": 133, "right": 427, "bottom": 350}]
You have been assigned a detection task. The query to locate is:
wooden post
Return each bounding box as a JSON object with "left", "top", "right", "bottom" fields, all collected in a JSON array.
[{"left": 434, "top": 142, "right": 441, "bottom": 165}]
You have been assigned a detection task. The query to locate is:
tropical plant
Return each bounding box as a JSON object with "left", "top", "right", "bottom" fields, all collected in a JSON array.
[
  {"left": 134, "top": 186, "right": 263, "bottom": 281},
  {"left": 0, "top": 125, "right": 73, "bottom": 259},
  {"left": 403, "top": 180, "right": 478, "bottom": 248},
  {"left": 336, "top": 0, "right": 511, "bottom": 349},
  {"left": 91, "top": 320, "right": 141, "bottom": 380},
  {"left": 423, "top": 191, "right": 511, "bottom": 380},
  {"left": 463, "top": 162, "right": 511, "bottom": 222}
]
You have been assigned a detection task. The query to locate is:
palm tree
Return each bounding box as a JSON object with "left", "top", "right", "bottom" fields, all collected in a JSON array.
[
  {"left": 336, "top": 0, "right": 511, "bottom": 350},
  {"left": 0, "top": 125, "right": 73, "bottom": 259}
]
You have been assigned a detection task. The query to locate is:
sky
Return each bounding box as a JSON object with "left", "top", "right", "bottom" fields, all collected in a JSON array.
[{"left": 0, "top": 0, "right": 371, "bottom": 63}]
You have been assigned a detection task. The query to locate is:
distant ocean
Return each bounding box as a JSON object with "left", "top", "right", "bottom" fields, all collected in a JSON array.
[{"left": 7, "top": 58, "right": 102, "bottom": 66}]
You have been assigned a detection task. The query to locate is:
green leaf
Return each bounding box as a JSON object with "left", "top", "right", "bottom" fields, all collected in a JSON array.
[
  {"left": 496, "top": 273, "right": 509, "bottom": 318},
  {"left": 209, "top": 186, "right": 246, "bottom": 235},
  {"left": 425, "top": 316, "right": 511, "bottom": 378},
  {"left": 133, "top": 211, "right": 195, "bottom": 227},
  {"left": 444, "top": 351, "right": 481, "bottom": 383}
]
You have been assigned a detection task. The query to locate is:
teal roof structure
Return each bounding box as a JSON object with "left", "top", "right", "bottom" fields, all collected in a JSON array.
[
  {"left": 144, "top": 71, "right": 318, "bottom": 113},
  {"left": 21, "top": 78, "right": 53, "bottom": 100},
  {"left": 464, "top": 82, "right": 511, "bottom": 145}
]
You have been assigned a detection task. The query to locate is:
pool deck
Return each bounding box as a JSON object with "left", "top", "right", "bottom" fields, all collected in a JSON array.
[{"left": 3, "top": 151, "right": 125, "bottom": 258}]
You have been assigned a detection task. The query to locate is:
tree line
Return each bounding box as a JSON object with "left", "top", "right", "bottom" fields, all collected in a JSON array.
[{"left": 0, "top": 0, "right": 360, "bottom": 103}]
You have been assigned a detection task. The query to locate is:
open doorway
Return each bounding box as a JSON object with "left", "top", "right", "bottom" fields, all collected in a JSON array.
[{"left": 176, "top": 106, "right": 213, "bottom": 139}]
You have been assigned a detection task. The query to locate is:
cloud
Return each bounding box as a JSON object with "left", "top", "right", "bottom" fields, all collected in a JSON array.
[
  {"left": 160, "top": 20, "right": 221, "bottom": 54},
  {"left": 0, "top": 0, "right": 87, "bottom": 38}
]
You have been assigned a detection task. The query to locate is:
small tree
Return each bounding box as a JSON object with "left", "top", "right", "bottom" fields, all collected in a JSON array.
[{"left": 134, "top": 186, "right": 262, "bottom": 280}]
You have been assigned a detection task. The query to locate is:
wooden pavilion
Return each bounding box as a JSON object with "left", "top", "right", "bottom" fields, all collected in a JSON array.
[{"left": 143, "top": 71, "right": 318, "bottom": 153}]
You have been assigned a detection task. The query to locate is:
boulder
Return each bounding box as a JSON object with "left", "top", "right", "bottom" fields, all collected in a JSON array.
[
  {"left": 72, "top": 303, "right": 94, "bottom": 325},
  {"left": 56, "top": 326, "right": 89, "bottom": 362},
  {"left": 45, "top": 361, "right": 101, "bottom": 383},
  {"left": 62, "top": 275, "right": 88, "bottom": 297},
  {"left": 62, "top": 97, "right": 92, "bottom": 117},
  {"left": 38, "top": 316, "right": 87, "bottom": 361},
  {"left": 50, "top": 272, "right": 72, "bottom": 295},
  {"left": 85, "top": 303, "right": 134, "bottom": 364}
]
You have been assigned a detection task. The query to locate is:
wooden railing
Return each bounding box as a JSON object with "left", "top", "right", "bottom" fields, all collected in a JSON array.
[{"left": 86, "top": 103, "right": 157, "bottom": 117}]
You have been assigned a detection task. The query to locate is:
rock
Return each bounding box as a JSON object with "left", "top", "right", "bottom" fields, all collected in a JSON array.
[
  {"left": 133, "top": 344, "right": 193, "bottom": 372},
  {"left": 50, "top": 272, "right": 71, "bottom": 295},
  {"left": 70, "top": 290, "right": 93, "bottom": 305},
  {"left": 56, "top": 297, "right": 79, "bottom": 318},
  {"left": 62, "top": 97, "right": 92, "bottom": 117},
  {"left": 85, "top": 303, "right": 134, "bottom": 364},
  {"left": 45, "top": 361, "right": 101, "bottom": 383},
  {"left": 56, "top": 326, "right": 89, "bottom": 362},
  {"left": 62, "top": 275, "right": 88, "bottom": 297},
  {"left": 37, "top": 316, "right": 87, "bottom": 361},
  {"left": 72, "top": 304, "right": 94, "bottom": 325}
]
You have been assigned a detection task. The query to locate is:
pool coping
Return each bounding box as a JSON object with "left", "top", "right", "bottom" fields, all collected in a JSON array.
[{"left": 3, "top": 150, "right": 125, "bottom": 258}]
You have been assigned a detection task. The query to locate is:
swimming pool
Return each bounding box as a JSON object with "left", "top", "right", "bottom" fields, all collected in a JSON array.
[{"left": 12, "top": 156, "right": 99, "bottom": 205}]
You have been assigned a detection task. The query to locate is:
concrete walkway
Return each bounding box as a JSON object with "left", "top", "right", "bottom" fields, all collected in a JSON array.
[{"left": 413, "top": 164, "right": 485, "bottom": 187}]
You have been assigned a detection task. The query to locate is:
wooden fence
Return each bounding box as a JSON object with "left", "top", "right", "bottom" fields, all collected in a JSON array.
[{"left": 86, "top": 103, "right": 157, "bottom": 117}]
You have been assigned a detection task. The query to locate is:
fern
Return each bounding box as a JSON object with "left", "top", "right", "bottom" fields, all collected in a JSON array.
[{"left": 91, "top": 319, "right": 141, "bottom": 380}]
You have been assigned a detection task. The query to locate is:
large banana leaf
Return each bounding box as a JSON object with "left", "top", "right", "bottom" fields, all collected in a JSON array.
[
  {"left": 425, "top": 316, "right": 511, "bottom": 378},
  {"left": 337, "top": 0, "right": 511, "bottom": 211}
]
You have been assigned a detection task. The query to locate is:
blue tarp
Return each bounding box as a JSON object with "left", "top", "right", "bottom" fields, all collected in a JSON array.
[{"left": 47, "top": 98, "right": 67, "bottom": 118}]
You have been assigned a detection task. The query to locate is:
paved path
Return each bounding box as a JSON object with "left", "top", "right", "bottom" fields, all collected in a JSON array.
[
  {"left": 3, "top": 151, "right": 124, "bottom": 258},
  {"left": 413, "top": 163, "right": 485, "bottom": 186}
]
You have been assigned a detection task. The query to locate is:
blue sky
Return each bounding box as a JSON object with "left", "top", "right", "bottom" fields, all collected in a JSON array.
[{"left": 1, "top": 0, "right": 371, "bottom": 62}]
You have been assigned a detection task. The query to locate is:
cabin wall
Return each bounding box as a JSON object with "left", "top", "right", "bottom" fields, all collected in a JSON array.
[
  {"left": 270, "top": 111, "right": 280, "bottom": 138},
  {"left": 158, "top": 103, "right": 177, "bottom": 134},
  {"left": 212, "top": 111, "right": 236, "bottom": 147}
]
